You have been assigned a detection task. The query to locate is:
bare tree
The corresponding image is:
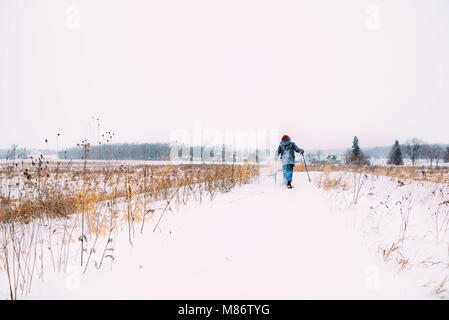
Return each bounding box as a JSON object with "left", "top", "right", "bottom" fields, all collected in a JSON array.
[
  {"left": 403, "top": 138, "right": 423, "bottom": 165},
  {"left": 422, "top": 144, "right": 443, "bottom": 166},
  {"left": 433, "top": 145, "right": 444, "bottom": 166}
]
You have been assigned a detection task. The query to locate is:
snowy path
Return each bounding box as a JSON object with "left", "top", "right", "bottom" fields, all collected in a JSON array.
[{"left": 26, "top": 172, "right": 431, "bottom": 299}]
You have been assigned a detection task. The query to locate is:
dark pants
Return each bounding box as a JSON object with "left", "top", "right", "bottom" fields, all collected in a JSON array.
[{"left": 283, "top": 164, "right": 294, "bottom": 183}]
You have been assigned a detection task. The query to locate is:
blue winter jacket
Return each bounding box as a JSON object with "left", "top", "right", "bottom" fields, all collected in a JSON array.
[{"left": 277, "top": 137, "right": 304, "bottom": 166}]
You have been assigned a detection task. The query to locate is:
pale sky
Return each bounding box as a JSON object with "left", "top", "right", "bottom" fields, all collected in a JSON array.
[{"left": 1, "top": 0, "right": 449, "bottom": 151}]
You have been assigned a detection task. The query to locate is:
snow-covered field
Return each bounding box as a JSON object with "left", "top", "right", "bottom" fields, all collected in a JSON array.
[
  {"left": 316, "top": 171, "right": 449, "bottom": 298},
  {"left": 2, "top": 170, "right": 446, "bottom": 299}
]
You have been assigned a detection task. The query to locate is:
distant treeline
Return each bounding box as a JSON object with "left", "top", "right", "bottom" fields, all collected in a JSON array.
[
  {"left": 0, "top": 148, "right": 57, "bottom": 160},
  {"left": 60, "top": 142, "right": 270, "bottom": 162},
  {"left": 308, "top": 138, "right": 449, "bottom": 166},
  {"left": 59, "top": 143, "right": 172, "bottom": 161},
  {"left": 366, "top": 142, "right": 449, "bottom": 164},
  {"left": 3, "top": 139, "right": 448, "bottom": 165}
]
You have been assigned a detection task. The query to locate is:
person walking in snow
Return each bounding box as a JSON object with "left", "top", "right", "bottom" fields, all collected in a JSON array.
[{"left": 277, "top": 135, "right": 304, "bottom": 189}]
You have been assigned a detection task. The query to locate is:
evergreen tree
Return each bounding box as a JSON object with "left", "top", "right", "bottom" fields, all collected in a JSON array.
[
  {"left": 387, "top": 140, "right": 404, "bottom": 165},
  {"left": 444, "top": 147, "right": 449, "bottom": 163},
  {"left": 344, "top": 136, "right": 370, "bottom": 165},
  {"left": 352, "top": 136, "right": 361, "bottom": 160}
]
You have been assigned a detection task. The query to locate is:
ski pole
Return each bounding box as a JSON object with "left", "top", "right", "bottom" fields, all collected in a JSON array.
[
  {"left": 274, "top": 158, "right": 278, "bottom": 184},
  {"left": 302, "top": 153, "right": 311, "bottom": 183}
]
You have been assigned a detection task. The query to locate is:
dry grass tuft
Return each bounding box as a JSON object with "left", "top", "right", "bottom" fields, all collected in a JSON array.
[{"left": 298, "top": 163, "right": 449, "bottom": 185}]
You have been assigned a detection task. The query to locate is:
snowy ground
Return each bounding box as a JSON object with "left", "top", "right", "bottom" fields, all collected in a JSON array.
[
  {"left": 9, "top": 172, "right": 438, "bottom": 300},
  {"left": 317, "top": 171, "right": 449, "bottom": 298}
]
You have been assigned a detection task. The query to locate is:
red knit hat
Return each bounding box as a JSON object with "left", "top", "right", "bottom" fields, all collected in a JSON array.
[{"left": 281, "top": 135, "right": 290, "bottom": 141}]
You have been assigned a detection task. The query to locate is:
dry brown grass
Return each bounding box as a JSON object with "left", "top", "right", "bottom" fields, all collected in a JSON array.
[
  {"left": 314, "top": 170, "right": 348, "bottom": 191},
  {"left": 0, "top": 162, "right": 259, "bottom": 224},
  {"left": 311, "top": 163, "right": 449, "bottom": 297},
  {"left": 431, "top": 276, "right": 449, "bottom": 295},
  {"left": 380, "top": 240, "right": 406, "bottom": 264},
  {"left": 295, "top": 163, "right": 449, "bottom": 185},
  {"left": 0, "top": 160, "right": 259, "bottom": 299}
]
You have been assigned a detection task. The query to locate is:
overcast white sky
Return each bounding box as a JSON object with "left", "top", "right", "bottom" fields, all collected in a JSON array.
[{"left": 1, "top": 0, "right": 448, "bottom": 151}]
